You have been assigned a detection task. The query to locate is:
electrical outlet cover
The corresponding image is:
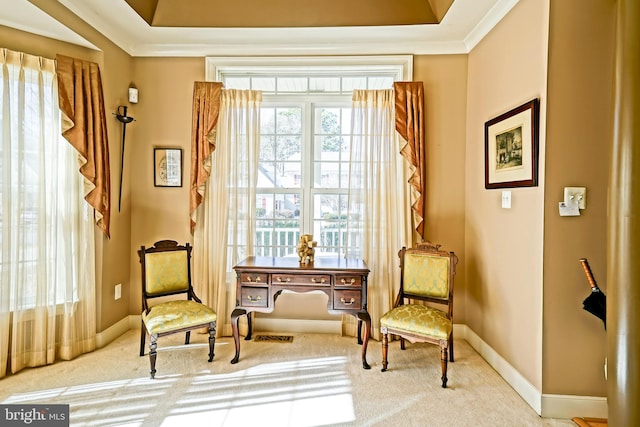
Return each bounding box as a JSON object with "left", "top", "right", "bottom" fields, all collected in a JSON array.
[{"left": 564, "top": 187, "right": 586, "bottom": 209}]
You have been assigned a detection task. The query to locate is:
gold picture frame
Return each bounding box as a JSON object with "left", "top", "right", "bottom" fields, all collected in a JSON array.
[
  {"left": 154, "top": 148, "right": 182, "bottom": 187},
  {"left": 484, "top": 99, "right": 540, "bottom": 189}
]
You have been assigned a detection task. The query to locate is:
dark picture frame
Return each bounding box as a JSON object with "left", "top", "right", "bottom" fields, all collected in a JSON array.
[
  {"left": 154, "top": 147, "right": 183, "bottom": 187},
  {"left": 484, "top": 98, "right": 540, "bottom": 189}
]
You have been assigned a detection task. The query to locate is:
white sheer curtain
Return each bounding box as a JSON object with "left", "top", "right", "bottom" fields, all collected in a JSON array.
[
  {"left": 193, "top": 89, "right": 262, "bottom": 337},
  {"left": 346, "top": 89, "right": 413, "bottom": 340},
  {"left": 0, "top": 49, "right": 96, "bottom": 377}
]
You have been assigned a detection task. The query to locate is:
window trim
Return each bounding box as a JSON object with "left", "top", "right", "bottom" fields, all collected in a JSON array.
[{"left": 205, "top": 55, "right": 413, "bottom": 82}]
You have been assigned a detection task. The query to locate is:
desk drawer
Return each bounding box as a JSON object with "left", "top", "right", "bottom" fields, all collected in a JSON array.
[
  {"left": 334, "top": 290, "right": 362, "bottom": 310},
  {"left": 240, "top": 286, "right": 269, "bottom": 307},
  {"left": 335, "top": 275, "right": 362, "bottom": 287},
  {"left": 240, "top": 272, "right": 268, "bottom": 285},
  {"left": 272, "top": 274, "right": 331, "bottom": 286}
]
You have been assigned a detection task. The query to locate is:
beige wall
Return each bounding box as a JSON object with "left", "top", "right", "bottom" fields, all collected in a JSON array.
[
  {"left": 465, "top": 0, "right": 549, "bottom": 390},
  {"left": 543, "top": 0, "right": 615, "bottom": 396},
  {"left": 128, "top": 57, "right": 205, "bottom": 312},
  {"left": 465, "top": 0, "right": 615, "bottom": 399},
  {"left": 413, "top": 54, "right": 468, "bottom": 321},
  {"left": 2, "top": 0, "right": 619, "bottom": 404}
]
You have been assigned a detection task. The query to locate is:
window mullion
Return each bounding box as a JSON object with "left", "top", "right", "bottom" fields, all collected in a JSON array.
[{"left": 302, "top": 99, "right": 313, "bottom": 234}]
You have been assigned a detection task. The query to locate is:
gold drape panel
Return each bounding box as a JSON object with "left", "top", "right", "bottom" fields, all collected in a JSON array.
[
  {"left": 394, "top": 81, "right": 425, "bottom": 238},
  {"left": 190, "top": 81, "right": 222, "bottom": 232},
  {"left": 55, "top": 54, "right": 111, "bottom": 238}
]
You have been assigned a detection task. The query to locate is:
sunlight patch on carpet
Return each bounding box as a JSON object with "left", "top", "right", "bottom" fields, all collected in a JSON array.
[{"left": 254, "top": 335, "right": 294, "bottom": 343}]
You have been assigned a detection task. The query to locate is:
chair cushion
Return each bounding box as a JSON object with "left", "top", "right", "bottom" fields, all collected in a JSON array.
[
  {"left": 404, "top": 253, "right": 450, "bottom": 298},
  {"left": 380, "top": 304, "right": 452, "bottom": 339},
  {"left": 145, "top": 251, "right": 190, "bottom": 295},
  {"left": 142, "top": 300, "right": 217, "bottom": 335}
]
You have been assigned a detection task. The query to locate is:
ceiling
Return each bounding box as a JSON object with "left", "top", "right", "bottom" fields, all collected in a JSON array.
[
  {"left": 123, "top": 0, "right": 451, "bottom": 28},
  {"left": 1, "top": 0, "right": 520, "bottom": 56}
]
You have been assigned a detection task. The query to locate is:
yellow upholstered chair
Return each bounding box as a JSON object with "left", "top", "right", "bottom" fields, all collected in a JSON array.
[
  {"left": 380, "top": 242, "right": 458, "bottom": 387},
  {"left": 138, "top": 240, "right": 217, "bottom": 379}
]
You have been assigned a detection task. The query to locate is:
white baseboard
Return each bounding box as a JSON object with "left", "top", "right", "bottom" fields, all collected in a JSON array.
[
  {"left": 96, "top": 315, "right": 140, "bottom": 349},
  {"left": 541, "top": 394, "right": 608, "bottom": 419},
  {"left": 254, "top": 317, "right": 342, "bottom": 335},
  {"left": 456, "top": 324, "right": 607, "bottom": 419}
]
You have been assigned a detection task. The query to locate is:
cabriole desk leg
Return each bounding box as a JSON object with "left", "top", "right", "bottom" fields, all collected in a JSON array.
[
  {"left": 245, "top": 311, "right": 253, "bottom": 341},
  {"left": 356, "top": 311, "right": 372, "bottom": 369},
  {"left": 230, "top": 307, "right": 246, "bottom": 364}
]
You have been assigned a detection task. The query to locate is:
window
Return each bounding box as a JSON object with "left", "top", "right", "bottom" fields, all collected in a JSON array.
[
  {"left": 0, "top": 52, "right": 84, "bottom": 310},
  {"left": 208, "top": 56, "right": 411, "bottom": 257}
]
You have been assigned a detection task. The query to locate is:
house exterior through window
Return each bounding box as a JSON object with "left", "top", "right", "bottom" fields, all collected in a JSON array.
[{"left": 207, "top": 56, "right": 411, "bottom": 257}]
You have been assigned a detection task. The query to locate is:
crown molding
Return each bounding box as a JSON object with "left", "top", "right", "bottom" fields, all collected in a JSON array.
[
  {"left": 0, "top": 0, "right": 97, "bottom": 50},
  {"left": 464, "top": 0, "right": 520, "bottom": 51},
  {"left": 10, "top": 0, "right": 521, "bottom": 57}
]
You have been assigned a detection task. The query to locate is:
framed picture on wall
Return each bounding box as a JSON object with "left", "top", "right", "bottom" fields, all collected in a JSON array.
[
  {"left": 484, "top": 98, "right": 540, "bottom": 189},
  {"left": 154, "top": 147, "right": 182, "bottom": 187}
]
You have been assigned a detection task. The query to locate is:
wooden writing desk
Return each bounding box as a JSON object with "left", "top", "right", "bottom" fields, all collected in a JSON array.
[{"left": 231, "top": 256, "right": 372, "bottom": 369}]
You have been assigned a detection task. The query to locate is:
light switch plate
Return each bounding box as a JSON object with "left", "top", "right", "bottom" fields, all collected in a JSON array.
[
  {"left": 501, "top": 191, "right": 511, "bottom": 209},
  {"left": 128, "top": 87, "right": 138, "bottom": 104},
  {"left": 564, "top": 187, "right": 586, "bottom": 209}
]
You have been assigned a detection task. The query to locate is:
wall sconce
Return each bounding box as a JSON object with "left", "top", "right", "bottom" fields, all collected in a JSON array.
[{"left": 114, "top": 105, "right": 135, "bottom": 212}]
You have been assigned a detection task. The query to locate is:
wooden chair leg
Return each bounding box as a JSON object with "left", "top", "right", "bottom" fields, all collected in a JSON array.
[
  {"left": 400, "top": 336, "right": 406, "bottom": 350},
  {"left": 449, "top": 332, "right": 454, "bottom": 362},
  {"left": 139, "top": 321, "right": 146, "bottom": 356},
  {"left": 440, "top": 346, "right": 448, "bottom": 388},
  {"left": 149, "top": 335, "right": 158, "bottom": 379},
  {"left": 208, "top": 324, "right": 216, "bottom": 362},
  {"left": 381, "top": 333, "right": 389, "bottom": 372}
]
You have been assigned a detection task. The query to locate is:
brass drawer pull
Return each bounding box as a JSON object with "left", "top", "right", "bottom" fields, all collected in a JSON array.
[
  {"left": 277, "top": 277, "right": 291, "bottom": 283},
  {"left": 247, "top": 295, "right": 262, "bottom": 302},
  {"left": 340, "top": 297, "right": 356, "bottom": 305},
  {"left": 246, "top": 276, "right": 261, "bottom": 282},
  {"left": 311, "top": 278, "right": 326, "bottom": 284},
  {"left": 341, "top": 278, "right": 356, "bottom": 285}
]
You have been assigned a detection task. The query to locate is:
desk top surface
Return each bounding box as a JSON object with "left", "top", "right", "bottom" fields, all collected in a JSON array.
[{"left": 234, "top": 256, "right": 369, "bottom": 273}]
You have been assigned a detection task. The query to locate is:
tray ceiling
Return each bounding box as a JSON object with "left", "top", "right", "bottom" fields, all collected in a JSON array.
[{"left": 2, "top": 0, "right": 520, "bottom": 56}]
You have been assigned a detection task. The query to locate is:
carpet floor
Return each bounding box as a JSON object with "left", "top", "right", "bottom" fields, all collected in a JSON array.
[{"left": 0, "top": 330, "right": 581, "bottom": 427}]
